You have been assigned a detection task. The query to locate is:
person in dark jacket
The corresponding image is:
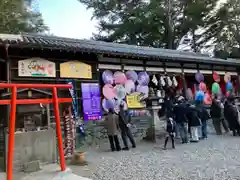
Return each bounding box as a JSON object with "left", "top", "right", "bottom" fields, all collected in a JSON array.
[
  {"left": 105, "top": 109, "right": 121, "bottom": 151},
  {"left": 164, "top": 117, "right": 176, "bottom": 150},
  {"left": 224, "top": 95, "right": 240, "bottom": 136},
  {"left": 186, "top": 103, "right": 201, "bottom": 142},
  {"left": 119, "top": 104, "right": 136, "bottom": 150},
  {"left": 196, "top": 100, "right": 211, "bottom": 139},
  {"left": 174, "top": 96, "right": 189, "bottom": 143},
  {"left": 211, "top": 95, "right": 229, "bottom": 135}
]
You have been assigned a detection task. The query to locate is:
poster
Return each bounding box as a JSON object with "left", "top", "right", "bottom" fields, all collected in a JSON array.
[
  {"left": 81, "top": 83, "right": 102, "bottom": 120},
  {"left": 60, "top": 61, "right": 92, "bottom": 79},
  {"left": 126, "top": 92, "right": 146, "bottom": 109},
  {"left": 18, "top": 58, "right": 56, "bottom": 77}
]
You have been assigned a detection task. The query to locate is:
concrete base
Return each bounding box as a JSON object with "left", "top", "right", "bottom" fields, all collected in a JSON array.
[{"left": 21, "top": 164, "right": 91, "bottom": 180}]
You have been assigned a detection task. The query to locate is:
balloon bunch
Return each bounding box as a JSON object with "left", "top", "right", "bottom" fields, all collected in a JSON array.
[
  {"left": 195, "top": 72, "right": 206, "bottom": 102},
  {"left": 224, "top": 72, "right": 232, "bottom": 97},
  {"left": 211, "top": 72, "right": 220, "bottom": 95},
  {"left": 101, "top": 70, "right": 149, "bottom": 112}
]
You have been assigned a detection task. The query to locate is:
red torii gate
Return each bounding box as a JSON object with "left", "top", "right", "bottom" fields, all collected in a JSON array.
[{"left": 0, "top": 83, "right": 72, "bottom": 180}]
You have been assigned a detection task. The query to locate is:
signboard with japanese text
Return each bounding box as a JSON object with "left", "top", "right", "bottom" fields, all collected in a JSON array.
[
  {"left": 18, "top": 58, "right": 56, "bottom": 77},
  {"left": 60, "top": 61, "right": 92, "bottom": 79}
]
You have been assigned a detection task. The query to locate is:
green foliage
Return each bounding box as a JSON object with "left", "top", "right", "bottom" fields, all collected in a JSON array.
[
  {"left": 0, "top": 0, "right": 48, "bottom": 34},
  {"left": 79, "top": 0, "right": 222, "bottom": 50}
]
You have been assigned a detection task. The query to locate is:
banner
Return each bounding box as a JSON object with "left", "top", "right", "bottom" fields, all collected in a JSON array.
[
  {"left": 126, "top": 92, "right": 146, "bottom": 109},
  {"left": 66, "top": 80, "right": 79, "bottom": 120}
]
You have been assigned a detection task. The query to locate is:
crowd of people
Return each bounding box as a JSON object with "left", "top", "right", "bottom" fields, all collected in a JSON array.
[{"left": 164, "top": 94, "right": 240, "bottom": 149}]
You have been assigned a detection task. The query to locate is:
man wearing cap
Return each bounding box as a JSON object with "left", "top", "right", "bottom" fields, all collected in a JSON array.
[{"left": 119, "top": 104, "right": 136, "bottom": 150}]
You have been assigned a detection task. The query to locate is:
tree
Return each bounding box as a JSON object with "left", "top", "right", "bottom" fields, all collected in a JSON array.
[
  {"left": 0, "top": 0, "right": 48, "bottom": 34},
  {"left": 213, "top": 0, "right": 240, "bottom": 58},
  {"left": 79, "top": 0, "right": 222, "bottom": 50}
]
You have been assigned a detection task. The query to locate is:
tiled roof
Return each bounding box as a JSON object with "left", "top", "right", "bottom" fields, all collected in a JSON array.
[{"left": 0, "top": 33, "right": 239, "bottom": 66}]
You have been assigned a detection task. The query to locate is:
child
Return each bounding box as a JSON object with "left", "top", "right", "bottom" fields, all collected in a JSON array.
[
  {"left": 164, "top": 117, "right": 176, "bottom": 150},
  {"left": 104, "top": 108, "right": 121, "bottom": 151}
]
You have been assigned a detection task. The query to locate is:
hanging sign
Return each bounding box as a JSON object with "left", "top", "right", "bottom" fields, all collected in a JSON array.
[
  {"left": 18, "top": 58, "right": 56, "bottom": 77},
  {"left": 126, "top": 92, "right": 146, "bottom": 109},
  {"left": 60, "top": 61, "right": 92, "bottom": 79},
  {"left": 66, "top": 80, "right": 79, "bottom": 120}
]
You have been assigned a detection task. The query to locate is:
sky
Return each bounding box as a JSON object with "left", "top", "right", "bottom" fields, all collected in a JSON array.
[
  {"left": 38, "top": 0, "right": 97, "bottom": 39},
  {"left": 39, "top": 0, "right": 227, "bottom": 40}
]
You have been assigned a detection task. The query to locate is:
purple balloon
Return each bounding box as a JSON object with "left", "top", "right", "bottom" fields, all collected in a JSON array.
[
  {"left": 126, "top": 70, "right": 138, "bottom": 83},
  {"left": 138, "top": 72, "right": 149, "bottom": 86},
  {"left": 102, "top": 98, "right": 115, "bottom": 111},
  {"left": 136, "top": 85, "right": 149, "bottom": 98},
  {"left": 195, "top": 72, "right": 204, "bottom": 83},
  {"left": 102, "top": 70, "right": 114, "bottom": 84}
]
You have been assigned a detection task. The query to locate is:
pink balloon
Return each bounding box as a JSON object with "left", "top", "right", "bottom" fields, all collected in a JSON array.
[
  {"left": 124, "top": 80, "right": 135, "bottom": 94},
  {"left": 114, "top": 71, "right": 127, "bottom": 84},
  {"left": 102, "top": 84, "right": 116, "bottom": 99},
  {"left": 199, "top": 82, "right": 206, "bottom": 92}
]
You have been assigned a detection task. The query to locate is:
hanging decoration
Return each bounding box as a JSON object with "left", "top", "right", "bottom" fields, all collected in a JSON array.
[
  {"left": 195, "top": 90, "right": 204, "bottom": 101},
  {"left": 138, "top": 72, "right": 149, "bottom": 86},
  {"left": 114, "top": 85, "right": 126, "bottom": 100},
  {"left": 102, "top": 98, "right": 116, "bottom": 112},
  {"left": 159, "top": 76, "right": 166, "bottom": 87},
  {"left": 125, "top": 70, "right": 138, "bottom": 83},
  {"left": 212, "top": 82, "right": 220, "bottom": 95},
  {"left": 124, "top": 80, "right": 135, "bottom": 94},
  {"left": 102, "top": 70, "right": 114, "bottom": 84},
  {"left": 199, "top": 82, "right": 207, "bottom": 92},
  {"left": 102, "top": 84, "right": 116, "bottom": 99},
  {"left": 204, "top": 91, "right": 212, "bottom": 104},
  {"left": 114, "top": 71, "right": 127, "bottom": 84},
  {"left": 136, "top": 85, "right": 149, "bottom": 99},
  {"left": 224, "top": 72, "right": 231, "bottom": 83},
  {"left": 195, "top": 72, "right": 204, "bottom": 83},
  {"left": 172, "top": 76, "right": 178, "bottom": 87},
  {"left": 226, "top": 81, "right": 233, "bottom": 91},
  {"left": 213, "top": 71, "right": 220, "bottom": 82}
]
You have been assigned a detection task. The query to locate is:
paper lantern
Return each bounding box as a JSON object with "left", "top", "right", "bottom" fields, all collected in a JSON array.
[
  {"left": 124, "top": 80, "right": 135, "bottom": 94},
  {"left": 212, "top": 82, "right": 220, "bottom": 94},
  {"left": 138, "top": 72, "right": 149, "bottom": 86},
  {"left": 195, "top": 90, "right": 204, "bottom": 101},
  {"left": 199, "top": 82, "right": 206, "bottom": 92},
  {"left": 102, "top": 70, "right": 114, "bottom": 84},
  {"left": 125, "top": 70, "right": 138, "bottom": 83},
  {"left": 224, "top": 72, "right": 231, "bottom": 83},
  {"left": 195, "top": 72, "right": 204, "bottom": 83},
  {"left": 102, "top": 84, "right": 116, "bottom": 99},
  {"left": 114, "top": 71, "right": 127, "bottom": 84},
  {"left": 213, "top": 71, "right": 220, "bottom": 82},
  {"left": 114, "top": 85, "right": 126, "bottom": 100}
]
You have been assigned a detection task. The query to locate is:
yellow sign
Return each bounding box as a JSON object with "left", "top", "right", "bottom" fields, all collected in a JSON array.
[
  {"left": 126, "top": 93, "right": 145, "bottom": 109},
  {"left": 60, "top": 61, "right": 92, "bottom": 79}
]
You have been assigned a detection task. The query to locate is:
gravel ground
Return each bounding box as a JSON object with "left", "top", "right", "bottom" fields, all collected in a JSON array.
[{"left": 72, "top": 132, "right": 240, "bottom": 180}]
